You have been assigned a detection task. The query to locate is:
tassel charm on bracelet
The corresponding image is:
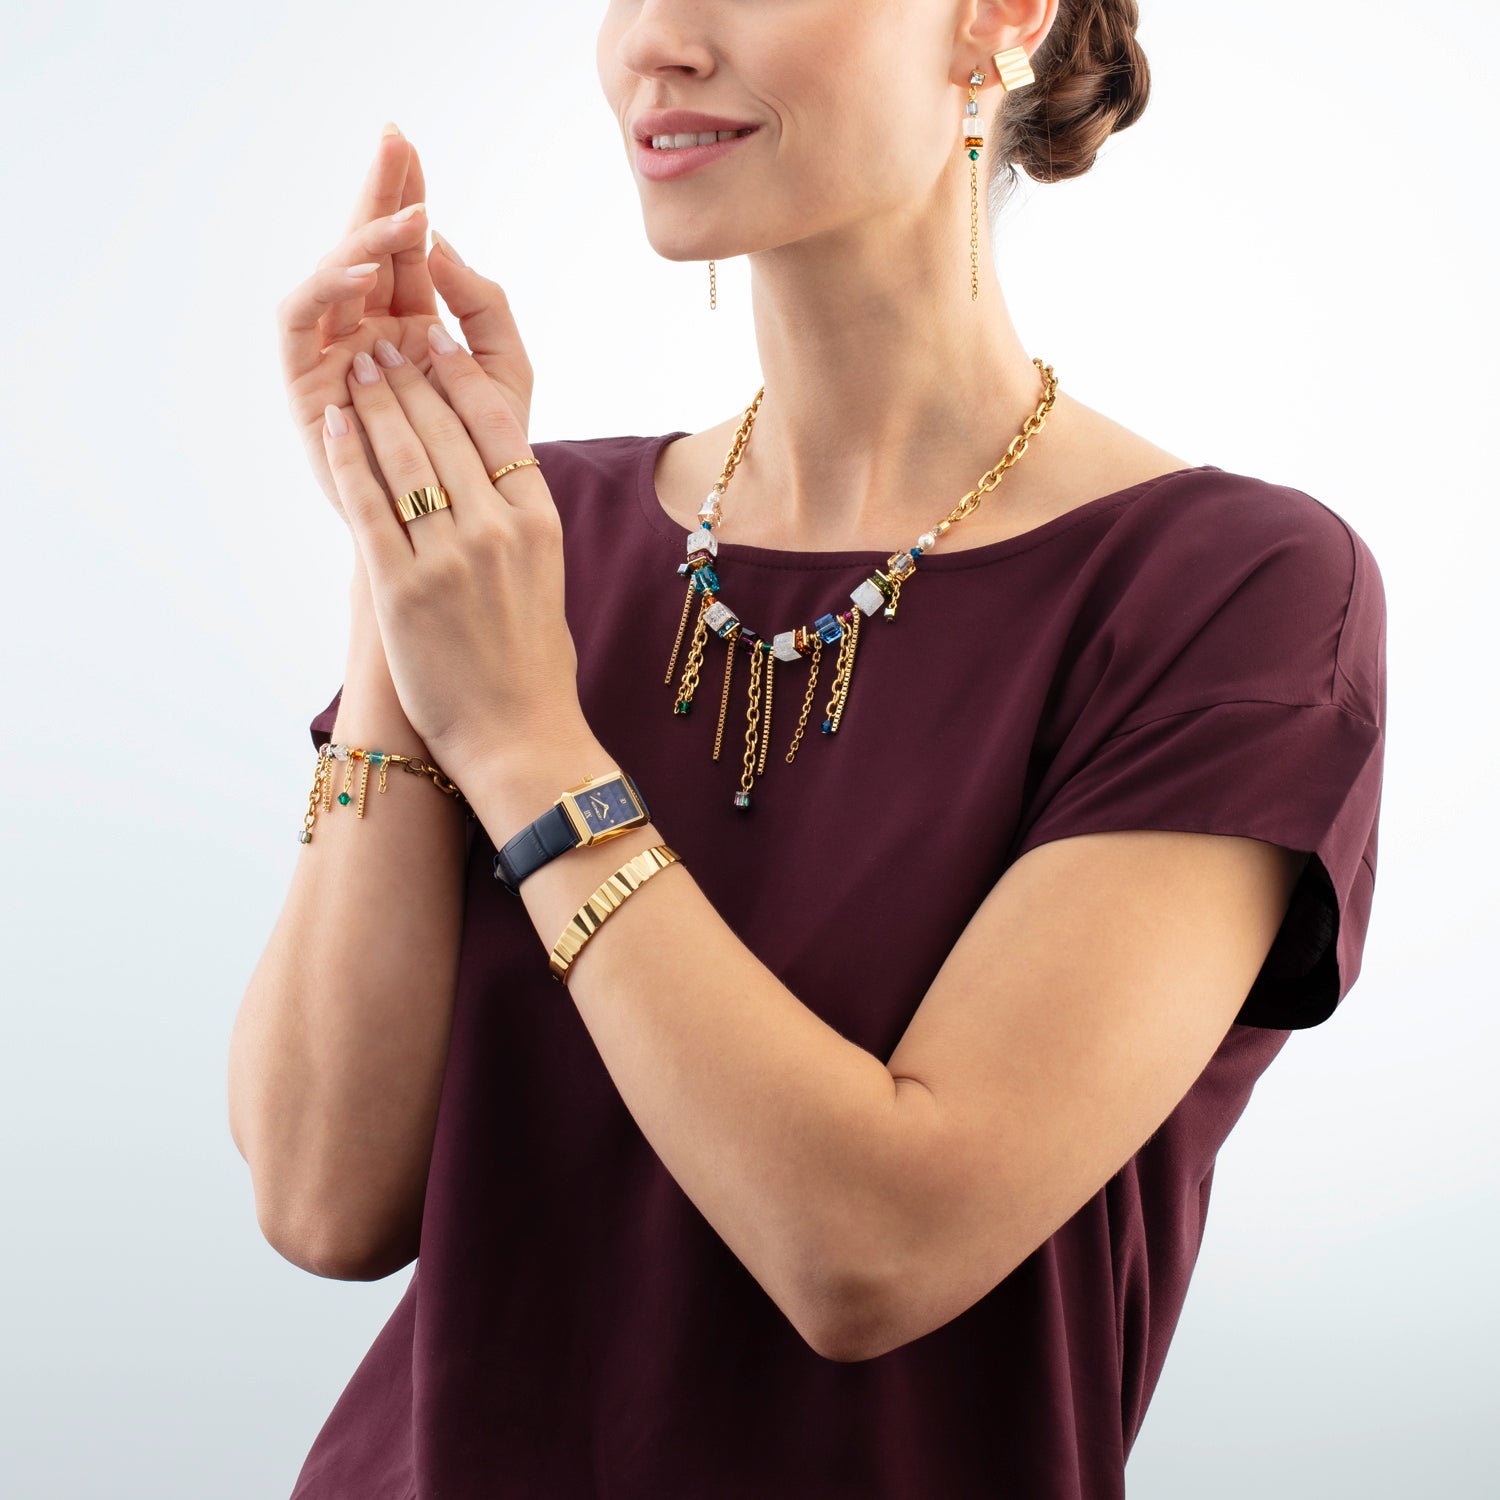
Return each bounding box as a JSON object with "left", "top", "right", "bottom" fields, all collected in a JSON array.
[
  {"left": 663, "top": 361, "right": 1059, "bottom": 812},
  {"left": 299, "top": 740, "right": 471, "bottom": 844}
]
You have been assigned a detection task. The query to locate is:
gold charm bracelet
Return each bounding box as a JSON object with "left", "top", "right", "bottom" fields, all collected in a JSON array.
[{"left": 300, "top": 740, "right": 470, "bottom": 844}]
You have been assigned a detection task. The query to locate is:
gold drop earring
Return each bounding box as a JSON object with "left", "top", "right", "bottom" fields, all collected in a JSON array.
[{"left": 968, "top": 44, "right": 1036, "bottom": 301}]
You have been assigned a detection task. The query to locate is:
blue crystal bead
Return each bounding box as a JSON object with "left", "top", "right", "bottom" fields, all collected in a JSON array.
[
  {"left": 813, "top": 612, "right": 844, "bottom": 645},
  {"left": 733, "top": 790, "right": 751, "bottom": 810},
  {"left": 821, "top": 717, "right": 834, "bottom": 734},
  {"left": 910, "top": 546, "right": 922, "bottom": 558},
  {"left": 692, "top": 566, "right": 720, "bottom": 593}
]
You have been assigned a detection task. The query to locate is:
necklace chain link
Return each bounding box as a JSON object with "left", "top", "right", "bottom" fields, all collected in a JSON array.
[{"left": 670, "top": 358, "right": 1059, "bottom": 809}]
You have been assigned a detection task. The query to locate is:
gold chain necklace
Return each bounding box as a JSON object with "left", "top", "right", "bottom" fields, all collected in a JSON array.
[{"left": 663, "top": 357, "right": 1059, "bottom": 810}]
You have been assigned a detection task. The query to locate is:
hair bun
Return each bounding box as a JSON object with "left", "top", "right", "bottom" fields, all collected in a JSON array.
[{"left": 992, "top": 0, "right": 1152, "bottom": 193}]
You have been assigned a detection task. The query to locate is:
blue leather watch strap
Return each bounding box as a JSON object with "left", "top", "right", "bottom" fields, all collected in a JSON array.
[{"left": 493, "top": 801, "right": 580, "bottom": 896}]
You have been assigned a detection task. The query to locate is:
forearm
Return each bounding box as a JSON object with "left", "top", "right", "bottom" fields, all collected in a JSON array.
[
  {"left": 229, "top": 574, "right": 468, "bottom": 1276},
  {"left": 464, "top": 723, "right": 943, "bottom": 1354}
]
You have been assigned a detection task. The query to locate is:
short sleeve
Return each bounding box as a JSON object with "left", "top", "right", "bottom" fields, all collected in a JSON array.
[
  {"left": 309, "top": 683, "right": 344, "bottom": 752},
  {"left": 1007, "top": 480, "right": 1386, "bottom": 1030}
]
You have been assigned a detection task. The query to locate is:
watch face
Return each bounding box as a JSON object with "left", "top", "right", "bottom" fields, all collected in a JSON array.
[{"left": 571, "top": 775, "right": 644, "bottom": 837}]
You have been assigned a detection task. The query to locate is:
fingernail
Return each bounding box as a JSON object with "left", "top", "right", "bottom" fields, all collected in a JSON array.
[
  {"left": 427, "top": 321, "right": 461, "bottom": 356},
  {"left": 324, "top": 403, "right": 349, "bottom": 438},
  {"left": 431, "top": 229, "right": 467, "bottom": 267},
  {"left": 353, "top": 350, "right": 382, "bottom": 385},
  {"left": 382, "top": 122, "right": 403, "bottom": 139},
  {"left": 392, "top": 201, "right": 425, "bottom": 222},
  {"left": 373, "top": 337, "right": 405, "bottom": 367},
  {"left": 346, "top": 261, "right": 380, "bottom": 279}
]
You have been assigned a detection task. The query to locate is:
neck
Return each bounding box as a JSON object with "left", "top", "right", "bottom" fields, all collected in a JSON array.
[{"left": 730, "top": 232, "right": 1059, "bottom": 551}]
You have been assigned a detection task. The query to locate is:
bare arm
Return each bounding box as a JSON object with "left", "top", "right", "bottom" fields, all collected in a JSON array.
[
  {"left": 227, "top": 565, "right": 468, "bottom": 1279},
  {"left": 463, "top": 733, "right": 1310, "bottom": 1360}
]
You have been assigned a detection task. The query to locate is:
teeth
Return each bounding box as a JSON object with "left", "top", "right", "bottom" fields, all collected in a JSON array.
[{"left": 650, "top": 129, "right": 751, "bottom": 150}]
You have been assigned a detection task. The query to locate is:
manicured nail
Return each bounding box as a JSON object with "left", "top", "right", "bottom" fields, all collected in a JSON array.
[
  {"left": 392, "top": 201, "right": 425, "bottom": 222},
  {"left": 324, "top": 403, "right": 349, "bottom": 438},
  {"left": 353, "top": 350, "right": 382, "bottom": 385},
  {"left": 427, "top": 321, "right": 461, "bottom": 355},
  {"left": 382, "top": 122, "right": 403, "bottom": 138},
  {"left": 373, "top": 337, "right": 405, "bottom": 368},
  {"left": 346, "top": 261, "right": 380, "bottom": 279},
  {"left": 430, "top": 229, "right": 466, "bottom": 267}
]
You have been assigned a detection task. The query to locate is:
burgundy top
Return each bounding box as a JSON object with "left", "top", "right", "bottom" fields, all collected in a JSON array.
[{"left": 290, "top": 431, "right": 1386, "bottom": 1498}]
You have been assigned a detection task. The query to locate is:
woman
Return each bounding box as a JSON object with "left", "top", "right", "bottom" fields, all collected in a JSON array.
[{"left": 231, "top": 1, "right": 1387, "bottom": 1495}]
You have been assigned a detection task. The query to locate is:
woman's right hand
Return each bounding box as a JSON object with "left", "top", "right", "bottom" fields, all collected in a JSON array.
[{"left": 276, "top": 126, "right": 440, "bottom": 526}]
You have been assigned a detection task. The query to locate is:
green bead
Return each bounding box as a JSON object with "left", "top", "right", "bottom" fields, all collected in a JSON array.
[
  {"left": 969, "top": 148, "right": 979, "bottom": 160},
  {"left": 338, "top": 792, "right": 351, "bottom": 805}
]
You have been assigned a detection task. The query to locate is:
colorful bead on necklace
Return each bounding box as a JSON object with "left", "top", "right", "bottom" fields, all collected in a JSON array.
[{"left": 664, "top": 361, "right": 1058, "bottom": 810}]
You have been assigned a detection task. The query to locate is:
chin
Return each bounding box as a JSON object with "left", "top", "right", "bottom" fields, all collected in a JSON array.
[{"left": 638, "top": 224, "right": 730, "bottom": 264}]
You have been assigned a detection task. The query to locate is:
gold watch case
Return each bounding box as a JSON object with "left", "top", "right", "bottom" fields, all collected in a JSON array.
[{"left": 557, "top": 771, "right": 649, "bottom": 847}]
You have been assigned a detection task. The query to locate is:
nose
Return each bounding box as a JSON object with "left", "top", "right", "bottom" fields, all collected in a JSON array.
[{"left": 611, "top": 0, "right": 717, "bottom": 86}]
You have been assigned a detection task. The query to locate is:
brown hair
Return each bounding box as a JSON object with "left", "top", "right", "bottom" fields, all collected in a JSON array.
[{"left": 988, "top": 0, "right": 1151, "bottom": 209}]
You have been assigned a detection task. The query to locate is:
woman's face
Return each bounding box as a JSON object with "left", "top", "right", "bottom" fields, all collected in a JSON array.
[{"left": 597, "top": 0, "right": 972, "bottom": 265}]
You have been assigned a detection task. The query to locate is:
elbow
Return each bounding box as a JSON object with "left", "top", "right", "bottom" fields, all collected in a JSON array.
[
  {"left": 269, "top": 1222, "right": 416, "bottom": 1282},
  {"left": 789, "top": 1244, "right": 911, "bottom": 1364},
  {"left": 256, "top": 1195, "right": 419, "bottom": 1282}
]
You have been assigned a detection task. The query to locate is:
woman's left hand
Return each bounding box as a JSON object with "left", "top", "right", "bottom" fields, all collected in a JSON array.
[{"left": 321, "top": 267, "right": 585, "bottom": 786}]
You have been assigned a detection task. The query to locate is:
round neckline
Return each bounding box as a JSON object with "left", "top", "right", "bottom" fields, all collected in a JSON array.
[{"left": 635, "top": 429, "right": 1223, "bottom": 571}]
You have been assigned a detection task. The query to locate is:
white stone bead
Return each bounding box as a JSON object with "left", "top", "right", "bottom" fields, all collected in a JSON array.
[
  {"left": 851, "top": 580, "right": 885, "bottom": 617},
  {"left": 772, "top": 631, "right": 802, "bottom": 662},
  {"left": 963, "top": 116, "right": 985, "bottom": 138},
  {"left": 704, "top": 600, "right": 736, "bottom": 633},
  {"left": 687, "top": 526, "right": 718, "bottom": 557}
]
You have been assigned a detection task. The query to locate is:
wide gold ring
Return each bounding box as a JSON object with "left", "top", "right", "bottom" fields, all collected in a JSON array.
[
  {"left": 395, "top": 484, "right": 450, "bottom": 524},
  {"left": 489, "top": 457, "right": 542, "bottom": 487}
]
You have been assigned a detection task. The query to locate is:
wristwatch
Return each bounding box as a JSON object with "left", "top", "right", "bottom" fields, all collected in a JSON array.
[{"left": 492, "top": 769, "right": 651, "bottom": 895}]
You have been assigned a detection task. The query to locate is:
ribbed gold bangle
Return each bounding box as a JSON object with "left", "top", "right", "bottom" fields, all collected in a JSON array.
[{"left": 548, "top": 844, "right": 681, "bottom": 986}]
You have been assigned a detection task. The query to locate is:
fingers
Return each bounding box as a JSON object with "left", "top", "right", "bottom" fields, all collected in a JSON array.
[
  {"left": 389, "top": 142, "right": 434, "bottom": 319},
  {"left": 278, "top": 206, "right": 428, "bottom": 388},
  {"left": 343, "top": 124, "right": 412, "bottom": 241},
  {"left": 341, "top": 343, "right": 490, "bottom": 556},
  {"left": 278, "top": 260, "right": 379, "bottom": 390},
  {"left": 426, "top": 235, "right": 536, "bottom": 398},
  {"left": 317, "top": 202, "right": 429, "bottom": 343},
  {"left": 318, "top": 128, "right": 417, "bottom": 340},
  {"left": 322, "top": 395, "right": 416, "bottom": 588},
  {"left": 417, "top": 321, "right": 549, "bottom": 513}
]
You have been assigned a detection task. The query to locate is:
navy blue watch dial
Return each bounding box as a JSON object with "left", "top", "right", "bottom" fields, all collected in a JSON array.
[{"left": 570, "top": 775, "right": 645, "bottom": 837}]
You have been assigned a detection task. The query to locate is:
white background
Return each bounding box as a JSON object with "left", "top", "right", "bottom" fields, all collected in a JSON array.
[{"left": 1, "top": 2, "right": 1493, "bottom": 1495}]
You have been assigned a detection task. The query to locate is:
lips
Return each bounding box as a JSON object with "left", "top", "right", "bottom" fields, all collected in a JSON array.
[
  {"left": 634, "top": 128, "right": 758, "bottom": 181},
  {"left": 632, "top": 109, "right": 760, "bottom": 142}
]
